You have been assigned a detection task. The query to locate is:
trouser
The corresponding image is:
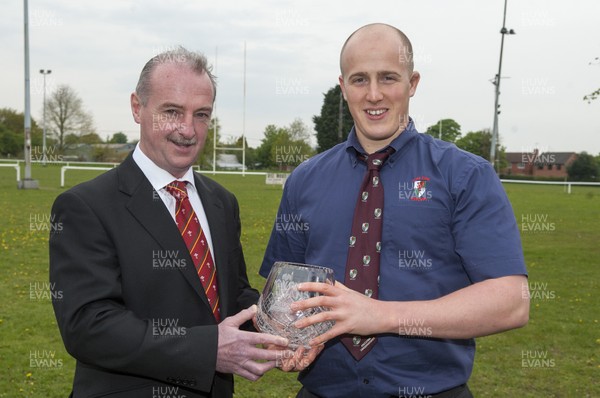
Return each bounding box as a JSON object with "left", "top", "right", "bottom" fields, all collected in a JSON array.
[{"left": 296, "top": 383, "right": 474, "bottom": 398}]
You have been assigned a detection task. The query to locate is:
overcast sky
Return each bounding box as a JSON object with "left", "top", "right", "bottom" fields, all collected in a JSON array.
[{"left": 1, "top": 0, "right": 599, "bottom": 154}]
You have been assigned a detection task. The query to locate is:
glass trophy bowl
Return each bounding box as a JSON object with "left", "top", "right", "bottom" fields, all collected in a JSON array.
[{"left": 256, "top": 261, "right": 335, "bottom": 348}]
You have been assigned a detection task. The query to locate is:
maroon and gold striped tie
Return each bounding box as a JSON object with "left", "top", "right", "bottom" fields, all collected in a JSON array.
[{"left": 166, "top": 181, "right": 221, "bottom": 322}]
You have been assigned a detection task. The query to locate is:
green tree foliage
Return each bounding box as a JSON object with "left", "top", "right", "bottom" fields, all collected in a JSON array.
[
  {"left": 455, "top": 129, "right": 507, "bottom": 170},
  {"left": 109, "top": 132, "right": 128, "bottom": 144},
  {"left": 455, "top": 129, "right": 493, "bottom": 160},
  {"left": 424, "top": 118, "right": 461, "bottom": 143},
  {"left": 313, "top": 85, "right": 353, "bottom": 152},
  {"left": 567, "top": 152, "right": 599, "bottom": 181},
  {"left": 45, "top": 85, "right": 95, "bottom": 150},
  {"left": 256, "top": 120, "right": 314, "bottom": 170},
  {"left": 0, "top": 108, "right": 43, "bottom": 157},
  {"left": 583, "top": 88, "right": 600, "bottom": 103}
]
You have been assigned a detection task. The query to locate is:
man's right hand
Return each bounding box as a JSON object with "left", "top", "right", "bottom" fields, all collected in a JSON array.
[{"left": 216, "top": 305, "right": 291, "bottom": 381}]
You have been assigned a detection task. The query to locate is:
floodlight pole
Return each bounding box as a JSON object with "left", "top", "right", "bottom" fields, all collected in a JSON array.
[
  {"left": 19, "top": 0, "right": 38, "bottom": 189},
  {"left": 490, "top": 0, "right": 515, "bottom": 173}
]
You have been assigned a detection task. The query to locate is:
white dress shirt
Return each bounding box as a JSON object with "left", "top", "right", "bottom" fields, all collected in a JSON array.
[{"left": 132, "top": 144, "right": 215, "bottom": 257}]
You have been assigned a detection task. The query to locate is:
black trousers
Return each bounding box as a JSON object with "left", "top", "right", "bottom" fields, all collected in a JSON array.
[{"left": 296, "top": 383, "right": 473, "bottom": 398}]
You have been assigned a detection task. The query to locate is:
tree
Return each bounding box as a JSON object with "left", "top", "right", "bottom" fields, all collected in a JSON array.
[
  {"left": 313, "top": 85, "right": 353, "bottom": 153},
  {"left": 256, "top": 124, "right": 288, "bottom": 169},
  {"left": 45, "top": 85, "right": 95, "bottom": 150},
  {"left": 455, "top": 129, "right": 493, "bottom": 160},
  {"left": 256, "top": 121, "right": 314, "bottom": 170},
  {"left": 583, "top": 88, "right": 600, "bottom": 103},
  {"left": 288, "top": 117, "right": 311, "bottom": 142},
  {"left": 0, "top": 108, "right": 43, "bottom": 157},
  {"left": 455, "top": 129, "right": 507, "bottom": 170},
  {"left": 109, "top": 132, "right": 128, "bottom": 144},
  {"left": 567, "top": 152, "right": 599, "bottom": 181},
  {"left": 424, "top": 118, "right": 461, "bottom": 143},
  {"left": 583, "top": 57, "right": 599, "bottom": 103}
]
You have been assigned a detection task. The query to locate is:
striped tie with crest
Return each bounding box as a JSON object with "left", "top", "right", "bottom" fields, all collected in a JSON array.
[{"left": 166, "top": 181, "right": 221, "bottom": 322}]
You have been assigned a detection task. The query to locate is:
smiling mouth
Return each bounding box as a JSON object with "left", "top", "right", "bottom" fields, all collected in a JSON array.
[
  {"left": 168, "top": 137, "right": 197, "bottom": 147},
  {"left": 365, "top": 109, "right": 387, "bottom": 116}
]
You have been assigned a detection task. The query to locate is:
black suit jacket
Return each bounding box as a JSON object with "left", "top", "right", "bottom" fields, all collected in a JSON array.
[{"left": 49, "top": 154, "right": 259, "bottom": 397}]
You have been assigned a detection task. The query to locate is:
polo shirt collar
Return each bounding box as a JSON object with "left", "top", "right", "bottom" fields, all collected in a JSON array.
[{"left": 345, "top": 118, "right": 418, "bottom": 168}]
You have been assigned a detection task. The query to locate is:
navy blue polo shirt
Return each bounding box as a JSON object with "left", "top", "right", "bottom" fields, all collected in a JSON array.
[{"left": 260, "top": 121, "right": 527, "bottom": 397}]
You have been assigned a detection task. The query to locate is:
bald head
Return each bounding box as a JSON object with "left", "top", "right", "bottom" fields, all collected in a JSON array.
[{"left": 340, "top": 23, "right": 414, "bottom": 77}]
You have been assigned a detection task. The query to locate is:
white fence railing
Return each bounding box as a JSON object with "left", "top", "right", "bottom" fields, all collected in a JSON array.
[
  {"left": 500, "top": 179, "right": 600, "bottom": 194},
  {"left": 0, "top": 163, "right": 20, "bottom": 182}
]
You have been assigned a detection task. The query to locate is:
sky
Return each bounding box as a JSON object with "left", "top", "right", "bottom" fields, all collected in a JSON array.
[{"left": 1, "top": 0, "right": 599, "bottom": 154}]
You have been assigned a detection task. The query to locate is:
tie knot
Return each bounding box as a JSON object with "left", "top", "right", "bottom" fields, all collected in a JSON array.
[
  {"left": 166, "top": 180, "right": 188, "bottom": 200},
  {"left": 362, "top": 148, "right": 394, "bottom": 171}
]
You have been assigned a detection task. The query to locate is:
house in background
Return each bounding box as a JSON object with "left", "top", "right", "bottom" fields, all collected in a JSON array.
[{"left": 504, "top": 150, "right": 577, "bottom": 179}]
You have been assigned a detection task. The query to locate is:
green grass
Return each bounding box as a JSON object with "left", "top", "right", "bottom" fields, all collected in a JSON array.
[{"left": 0, "top": 165, "right": 598, "bottom": 397}]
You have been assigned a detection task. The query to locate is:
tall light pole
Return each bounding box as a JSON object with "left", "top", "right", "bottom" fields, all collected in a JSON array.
[
  {"left": 40, "top": 69, "right": 51, "bottom": 166},
  {"left": 490, "top": 0, "right": 516, "bottom": 173},
  {"left": 19, "top": 0, "right": 38, "bottom": 189}
]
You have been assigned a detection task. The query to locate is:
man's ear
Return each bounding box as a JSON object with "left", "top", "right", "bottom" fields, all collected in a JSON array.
[
  {"left": 130, "top": 92, "right": 142, "bottom": 124},
  {"left": 338, "top": 75, "right": 348, "bottom": 101},
  {"left": 408, "top": 71, "right": 421, "bottom": 98}
]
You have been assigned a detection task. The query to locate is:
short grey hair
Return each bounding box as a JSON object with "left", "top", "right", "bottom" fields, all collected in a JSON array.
[{"left": 135, "top": 46, "right": 217, "bottom": 105}]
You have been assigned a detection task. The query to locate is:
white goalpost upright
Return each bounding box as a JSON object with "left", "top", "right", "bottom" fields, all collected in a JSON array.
[{"left": 211, "top": 42, "right": 247, "bottom": 175}]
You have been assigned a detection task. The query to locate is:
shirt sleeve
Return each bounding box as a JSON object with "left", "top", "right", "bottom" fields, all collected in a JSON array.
[
  {"left": 259, "top": 171, "right": 308, "bottom": 278},
  {"left": 451, "top": 160, "right": 527, "bottom": 282}
]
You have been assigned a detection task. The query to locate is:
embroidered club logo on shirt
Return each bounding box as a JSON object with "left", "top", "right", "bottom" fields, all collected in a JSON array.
[
  {"left": 412, "top": 177, "right": 430, "bottom": 201},
  {"left": 398, "top": 176, "right": 432, "bottom": 201}
]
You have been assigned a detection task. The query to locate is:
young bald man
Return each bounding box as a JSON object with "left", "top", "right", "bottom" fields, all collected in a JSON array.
[{"left": 261, "top": 23, "right": 529, "bottom": 398}]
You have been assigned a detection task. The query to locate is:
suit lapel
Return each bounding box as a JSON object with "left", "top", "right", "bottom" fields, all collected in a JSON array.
[
  {"left": 117, "top": 155, "right": 212, "bottom": 313},
  {"left": 194, "top": 173, "right": 231, "bottom": 318}
]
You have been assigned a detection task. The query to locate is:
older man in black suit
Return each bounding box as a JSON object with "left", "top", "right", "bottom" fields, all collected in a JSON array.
[{"left": 50, "top": 47, "right": 291, "bottom": 398}]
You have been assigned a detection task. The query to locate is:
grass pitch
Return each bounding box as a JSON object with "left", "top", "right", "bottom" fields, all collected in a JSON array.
[{"left": 0, "top": 164, "right": 598, "bottom": 397}]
